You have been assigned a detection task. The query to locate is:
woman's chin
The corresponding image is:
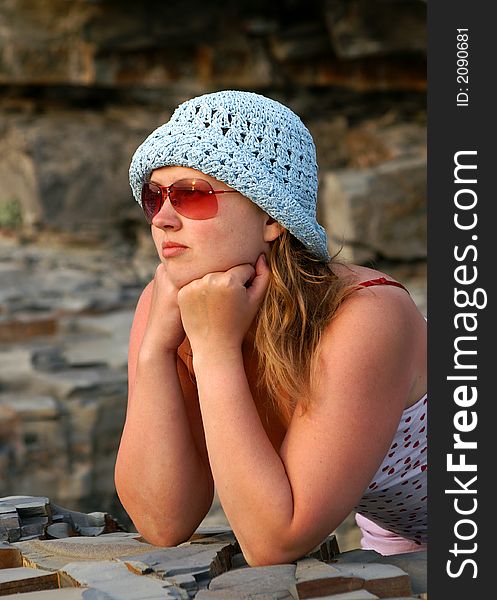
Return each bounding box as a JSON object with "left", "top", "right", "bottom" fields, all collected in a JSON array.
[
  {"left": 162, "top": 265, "right": 214, "bottom": 290},
  {"left": 161, "top": 255, "right": 258, "bottom": 289}
]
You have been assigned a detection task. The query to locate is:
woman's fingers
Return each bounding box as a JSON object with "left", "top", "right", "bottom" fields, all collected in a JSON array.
[
  {"left": 209, "top": 255, "right": 270, "bottom": 303},
  {"left": 245, "top": 254, "right": 270, "bottom": 303},
  {"left": 222, "top": 262, "right": 256, "bottom": 287}
]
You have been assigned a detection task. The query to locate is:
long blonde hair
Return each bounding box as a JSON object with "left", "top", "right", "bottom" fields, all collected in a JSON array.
[{"left": 254, "top": 230, "right": 360, "bottom": 424}]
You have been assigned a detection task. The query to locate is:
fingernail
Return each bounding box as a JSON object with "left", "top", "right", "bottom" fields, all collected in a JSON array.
[{"left": 261, "top": 253, "right": 267, "bottom": 264}]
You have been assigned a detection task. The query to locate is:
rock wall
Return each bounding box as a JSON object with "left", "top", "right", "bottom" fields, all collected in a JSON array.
[
  {"left": 0, "top": 0, "right": 426, "bottom": 548},
  {"left": 1, "top": 0, "right": 426, "bottom": 263}
]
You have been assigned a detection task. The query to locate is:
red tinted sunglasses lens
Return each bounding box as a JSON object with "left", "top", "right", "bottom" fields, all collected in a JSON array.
[
  {"left": 141, "top": 179, "right": 219, "bottom": 222},
  {"left": 141, "top": 182, "right": 162, "bottom": 224},
  {"left": 170, "top": 179, "right": 218, "bottom": 220}
]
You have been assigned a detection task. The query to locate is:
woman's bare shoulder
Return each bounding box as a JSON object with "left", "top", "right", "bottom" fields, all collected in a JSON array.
[
  {"left": 324, "top": 262, "right": 427, "bottom": 408},
  {"left": 332, "top": 261, "right": 423, "bottom": 317},
  {"left": 331, "top": 261, "right": 399, "bottom": 285}
]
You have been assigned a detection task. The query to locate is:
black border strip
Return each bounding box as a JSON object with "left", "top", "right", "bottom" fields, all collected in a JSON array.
[{"left": 428, "top": 1, "right": 493, "bottom": 595}]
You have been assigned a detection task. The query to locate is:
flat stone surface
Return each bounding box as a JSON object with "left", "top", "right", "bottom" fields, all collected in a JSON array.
[
  {"left": 119, "top": 542, "right": 234, "bottom": 580},
  {"left": 295, "top": 558, "right": 411, "bottom": 599},
  {"left": 331, "top": 549, "right": 427, "bottom": 595},
  {"left": 204, "top": 563, "right": 296, "bottom": 599},
  {"left": 295, "top": 557, "right": 342, "bottom": 581},
  {"left": 61, "top": 560, "right": 180, "bottom": 599},
  {"left": 0, "top": 514, "right": 425, "bottom": 599},
  {"left": 1, "top": 495, "right": 49, "bottom": 505},
  {"left": 159, "top": 572, "right": 198, "bottom": 596},
  {"left": 1, "top": 589, "right": 87, "bottom": 598},
  {"left": 0, "top": 541, "right": 23, "bottom": 568},
  {"left": 197, "top": 587, "right": 296, "bottom": 600},
  {"left": 333, "top": 563, "right": 412, "bottom": 598},
  {"left": 313, "top": 592, "right": 379, "bottom": 600},
  {"left": 7, "top": 497, "right": 50, "bottom": 519},
  {"left": 0, "top": 566, "right": 59, "bottom": 595},
  {"left": 334, "top": 562, "right": 409, "bottom": 580},
  {"left": 14, "top": 533, "right": 155, "bottom": 571},
  {"left": 0, "top": 504, "right": 18, "bottom": 515},
  {"left": 297, "top": 575, "right": 364, "bottom": 599},
  {"left": 367, "top": 551, "right": 427, "bottom": 595}
]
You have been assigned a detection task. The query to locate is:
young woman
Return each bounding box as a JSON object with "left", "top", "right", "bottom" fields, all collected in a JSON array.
[{"left": 114, "top": 90, "right": 427, "bottom": 566}]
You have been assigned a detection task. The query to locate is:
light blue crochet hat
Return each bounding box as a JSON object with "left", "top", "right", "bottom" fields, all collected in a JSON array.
[{"left": 129, "top": 90, "right": 330, "bottom": 261}]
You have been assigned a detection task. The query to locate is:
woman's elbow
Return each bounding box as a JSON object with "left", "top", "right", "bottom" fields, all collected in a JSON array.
[
  {"left": 121, "top": 503, "right": 197, "bottom": 548},
  {"left": 241, "top": 541, "right": 307, "bottom": 567},
  {"left": 114, "top": 479, "right": 195, "bottom": 547},
  {"left": 136, "top": 524, "right": 192, "bottom": 548}
]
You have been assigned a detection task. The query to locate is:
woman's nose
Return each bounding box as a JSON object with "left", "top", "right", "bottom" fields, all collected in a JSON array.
[{"left": 151, "top": 194, "right": 182, "bottom": 230}]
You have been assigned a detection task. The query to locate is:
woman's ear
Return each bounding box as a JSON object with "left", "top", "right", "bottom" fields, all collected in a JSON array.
[{"left": 263, "top": 216, "right": 285, "bottom": 242}]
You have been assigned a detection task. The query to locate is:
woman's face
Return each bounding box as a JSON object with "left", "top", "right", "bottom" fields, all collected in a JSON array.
[{"left": 148, "top": 166, "right": 282, "bottom": 289}]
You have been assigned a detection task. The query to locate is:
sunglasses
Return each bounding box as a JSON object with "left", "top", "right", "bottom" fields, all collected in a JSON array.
[{"left": 141, "top": 178, "right": 239, "bottom": 223}]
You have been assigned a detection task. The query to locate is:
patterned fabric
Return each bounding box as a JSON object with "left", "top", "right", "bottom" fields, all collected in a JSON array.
[
  {"left": 128, "top": 90, "right": 330, "bottom": 261},
  {"left": 354, "top": 393, "right": 428, "bottom": 546}
]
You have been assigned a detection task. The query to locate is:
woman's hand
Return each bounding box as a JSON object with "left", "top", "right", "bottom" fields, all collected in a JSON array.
[
  {"left": 142, "top": 263, "right": 185, "bottom": 352},
  {"left": 177, "top": 253, "right": 270, "bottom": 354}
]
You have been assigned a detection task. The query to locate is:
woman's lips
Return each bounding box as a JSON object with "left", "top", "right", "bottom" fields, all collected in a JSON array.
[{"left": 162, "top": 242, "right": 187, "bottom": 258}]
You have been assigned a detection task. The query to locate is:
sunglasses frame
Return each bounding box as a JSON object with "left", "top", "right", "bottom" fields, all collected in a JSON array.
[{"left": 141, "top": 178, "right": 238, "bottom": 223}]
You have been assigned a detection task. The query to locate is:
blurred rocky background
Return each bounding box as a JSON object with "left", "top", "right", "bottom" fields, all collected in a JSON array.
[{"left": 0, "top": 0, "right": 426, "bottom": 551}]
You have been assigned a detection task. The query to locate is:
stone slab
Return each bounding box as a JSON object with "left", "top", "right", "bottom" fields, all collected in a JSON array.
[
  {"left": 295, "top": 557, "right": 341, "bottom": 582},
  {"left": 297, "top": 575, "right": 364, "bottom": 599},
  {"left": 46, "top": 522, "right": 77, "bottom": 539},
  {"left": 160, "top": 572, "right": 197, "bottom": 597},
  {"left": 14, "top": 534, "right": 155, "bottom": 571},
  {"left": 0, "top": 496, "right": 50, "bottom": 512},
  {"left": 333, "top": 563, "right": 412, "bottom": 598},
  {"left": 61, "top": 560, "right": 180, "bottom": 599},
  {"left": 331, "top": 549, "right": 427, "bottom": 595},
  {"left": 197, "top": 589, "right": 295, "bottom": 600},
  {"left": 0, "top": 566, "right": 59, "bottom": 595},
  {"left": 0, "top": 542, "right": 23, "bottom": 568},
  {"left": 1, "top": 589, "right": 87, "bottom": 598},
  {"left": 312, "top": 592, "right": 379, "bottom": 600},
  {"left": 320, "top": 157, "right": 426, "bottom": 261},
  {"left": 366, "top": 552, "right": 426, "bottom": 595},
  {"left": 295, "top": 557, "right": 412, "bottom": 599},
  {"left": 207, "top": 564, "right": 296, "bottom": 598},
  {"left": 119, "top": 542, "right": 235, "bottom": 582}
]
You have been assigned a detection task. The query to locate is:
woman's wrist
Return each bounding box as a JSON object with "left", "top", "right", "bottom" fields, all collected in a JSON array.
[
  {"left": 191, "top": 344, "right": 244, "bottom": 371},
  {"left": 138, "top": 334, "right": 182, "bottom": 360}
]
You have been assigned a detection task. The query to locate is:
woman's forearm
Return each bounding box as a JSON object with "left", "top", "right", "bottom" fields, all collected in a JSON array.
[
  {"left": 192, "top": 349, "right": 297, "bottom": 565},
  {"left": 115, "top": 346, "right": 213, "bottom": 546}
]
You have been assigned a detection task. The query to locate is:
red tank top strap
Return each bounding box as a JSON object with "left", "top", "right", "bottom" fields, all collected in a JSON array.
[{"left": 358, "top": 277, "right": 410, "bottom": 295}]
